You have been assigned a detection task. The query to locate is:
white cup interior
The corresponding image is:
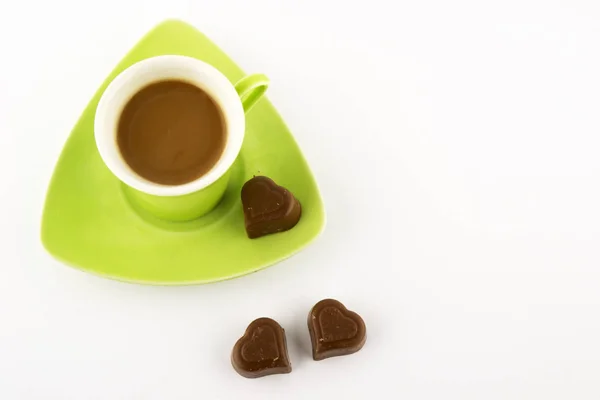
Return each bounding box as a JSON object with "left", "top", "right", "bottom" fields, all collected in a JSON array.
[{"left": 94, "top": 55, "right": 245, "bottom": 197}]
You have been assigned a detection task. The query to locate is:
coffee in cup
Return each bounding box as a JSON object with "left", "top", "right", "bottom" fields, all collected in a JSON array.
[{"left": 117, "top": 80, "right": 226, "bottom": 186}]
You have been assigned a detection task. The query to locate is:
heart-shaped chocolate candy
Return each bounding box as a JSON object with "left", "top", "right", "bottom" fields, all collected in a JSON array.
[
  {"left": 231, "top": 317, "right": 292, "bottom": 378},
  {"left": 307, "top": 299, "right": 367, "bottom": 360},
  {"left": 241, "top": 176, "right": 301, "bottom": 239}
]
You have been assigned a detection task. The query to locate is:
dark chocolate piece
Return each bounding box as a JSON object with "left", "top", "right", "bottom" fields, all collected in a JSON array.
[
  {"left": 307, "top": 299, "right": 366, "bottom": 361},
  {"left": 241, "top": 176, "right": 302, "bottom": 239},
  {"left": 231, "top": 317, "right": 292, "bottom": 378}
]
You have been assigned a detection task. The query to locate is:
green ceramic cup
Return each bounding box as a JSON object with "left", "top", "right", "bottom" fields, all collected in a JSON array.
[{"left": 95, "top": 55, "right": 268, "bottom": 221}]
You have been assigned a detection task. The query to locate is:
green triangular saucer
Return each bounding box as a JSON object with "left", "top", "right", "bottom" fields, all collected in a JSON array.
[{"left": 41, "top": 19, "right": 325, "bottom": 285}]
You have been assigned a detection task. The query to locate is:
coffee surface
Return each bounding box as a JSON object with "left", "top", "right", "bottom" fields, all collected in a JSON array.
[{"left": 117, "top": 80, "right": 226, "bottom": 185}]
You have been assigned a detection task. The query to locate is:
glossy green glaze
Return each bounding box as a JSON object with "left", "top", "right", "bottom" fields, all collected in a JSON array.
[
  {"left": 124, "top": 169, "right": 231, "bottom": 222},
  {"left": 41, "top": 20, "right": 325, "bottom": 285}
]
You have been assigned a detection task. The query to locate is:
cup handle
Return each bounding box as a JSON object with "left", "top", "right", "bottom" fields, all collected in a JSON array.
[{"left": 234, "top": 74, "right": 270, "bottom": 113}]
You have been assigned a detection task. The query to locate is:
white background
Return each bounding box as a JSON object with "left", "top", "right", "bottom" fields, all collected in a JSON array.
[{"left": 2, "top": 0, "right": 600, "bottom": 398}]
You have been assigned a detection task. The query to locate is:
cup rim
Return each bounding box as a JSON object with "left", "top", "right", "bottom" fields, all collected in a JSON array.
[{"left": 94, "top": 55, "right": 245, "bottom": 197}]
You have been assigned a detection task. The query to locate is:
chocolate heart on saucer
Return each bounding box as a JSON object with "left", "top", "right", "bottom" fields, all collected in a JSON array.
[{"left": 241, "top": 176, "right": 301, "bottom": 239}]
